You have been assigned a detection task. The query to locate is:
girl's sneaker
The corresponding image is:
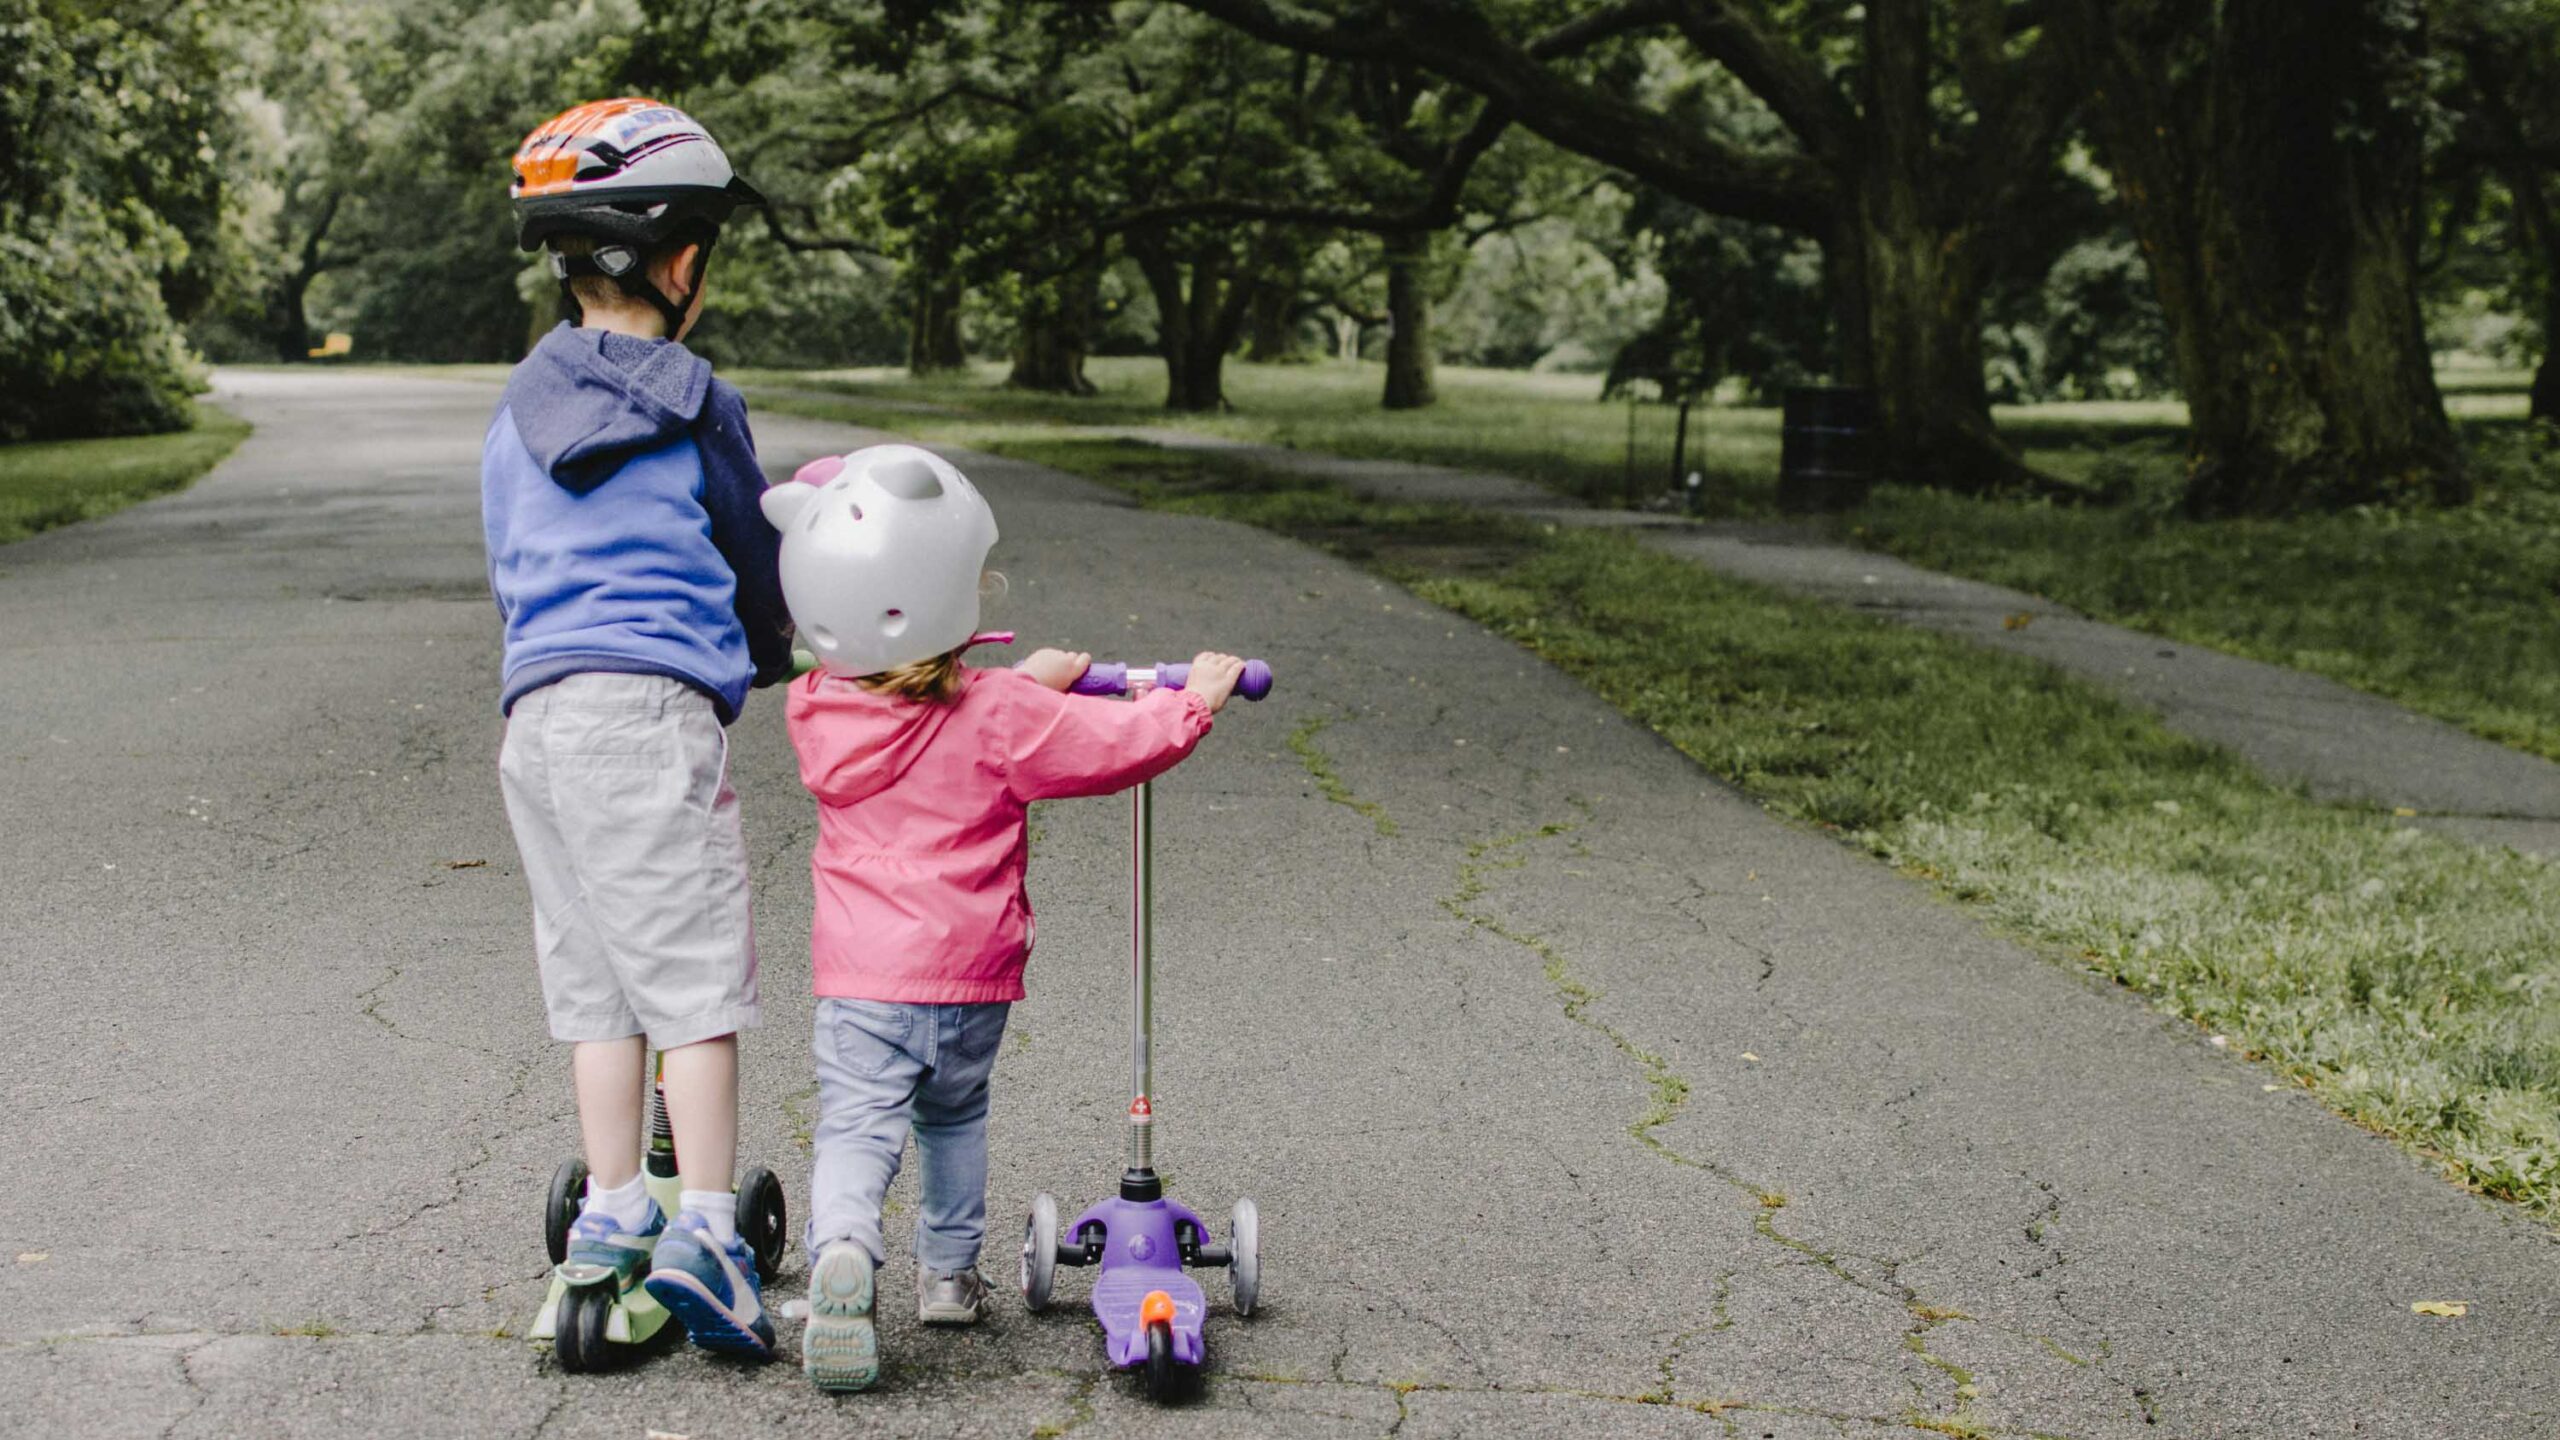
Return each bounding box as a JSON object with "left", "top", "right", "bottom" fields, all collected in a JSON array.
[
  {"left": 642, "top": 1212, "right": 775, "bottom": 1359},
  {"left": 802, "top": 1242, "right": 879, "bottom": 1392},
  {"left": 916, "top": 1265, "right": 991, "bottom": 1325}
]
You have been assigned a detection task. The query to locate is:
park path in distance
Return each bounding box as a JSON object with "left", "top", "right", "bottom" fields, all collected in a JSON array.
[
  {"left": 2, "top": 368, "right": 2553, "bottom": 1439},
  {"left": 1113, "top": 428, "right": 2560, "bottom": 856}
]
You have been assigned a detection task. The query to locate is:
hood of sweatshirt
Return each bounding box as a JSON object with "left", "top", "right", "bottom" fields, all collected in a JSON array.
[
  {"left": 790, "top": 670, "right": 974, "bottom": 805},
  {"left": 501, "top": 324, "right": 713, "bottom": 494}
]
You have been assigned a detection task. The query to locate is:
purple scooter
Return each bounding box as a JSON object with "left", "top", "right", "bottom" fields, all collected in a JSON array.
[{"left": 1018, "top": 657, "right": 1274, "bottom": 1401}]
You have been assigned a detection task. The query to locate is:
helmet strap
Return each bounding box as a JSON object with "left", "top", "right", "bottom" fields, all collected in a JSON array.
[{"left": 548, "top": 237, "right": 715, "bottom": 339}]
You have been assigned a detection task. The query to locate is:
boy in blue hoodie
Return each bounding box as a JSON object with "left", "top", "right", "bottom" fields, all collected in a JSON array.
[{"left": 483, "top": 99, "right": 787, "bottom": 1358}]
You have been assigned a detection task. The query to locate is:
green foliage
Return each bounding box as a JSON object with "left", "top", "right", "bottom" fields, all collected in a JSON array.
[
  {"left": 0, "top": 194, "right": 205, "bottom": 441},
  {"left": 0, "top": 0, "right": 242, "bottom": 438},
  {"left": 0, "top": 401, "right": 247, "bottom": 542},
  {"left": 684, "top": 246, "right": 905, "bottom": 371},
  {"left": 1603, "top": 193, "right": 1830, "bottom": 398}
]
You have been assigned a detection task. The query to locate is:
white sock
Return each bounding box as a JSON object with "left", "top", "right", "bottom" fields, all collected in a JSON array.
[
  {"left": 583, "top": 1171, "right": 650, "bottom": 1230},
  {"left": 682, "top": 1188, "right": 739, "bottom": 1246}
]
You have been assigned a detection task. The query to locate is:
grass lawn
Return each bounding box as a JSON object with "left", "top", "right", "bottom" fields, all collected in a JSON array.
[
  {"left": 740, "top": 357, "right": 2560, "bottom": 764},
  {"left": 0, "top": 403, "right": 250, "bottom": 545},
  {"left": 976, "top": 433, "right": 2560, "bottom": 1224}
]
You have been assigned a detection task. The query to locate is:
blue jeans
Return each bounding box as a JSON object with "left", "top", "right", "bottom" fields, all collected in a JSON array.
[{"left": 807, "top": 998, "right": 1011, "bottom": 1273}]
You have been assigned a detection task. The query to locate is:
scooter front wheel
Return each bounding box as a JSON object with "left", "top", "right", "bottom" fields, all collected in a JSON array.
[
  {"left": 1229, "top": 1197, "right": 1261, "bottom": 1317},
  {"left": 1142, "top": 1320, "right": 1176, "bottom": 1401},
  {"left": 1020, "top": 1192, "right": 1059, "bottom": 1312},
  {"left": 551, "top": 1283, "right": 613, "bottom": 1373}
]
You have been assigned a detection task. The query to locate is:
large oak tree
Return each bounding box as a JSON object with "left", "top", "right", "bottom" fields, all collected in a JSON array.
[{"left": 1170, "top": 0, "right": 2080, "bottom": 492}]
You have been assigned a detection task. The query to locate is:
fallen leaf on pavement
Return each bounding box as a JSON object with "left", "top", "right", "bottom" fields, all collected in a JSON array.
[
  {"left": 2003, "top": 612, "right": 2035, "bottom": 631},
  {"left": 440, "top": 859, "right": 487, "bottom": 870},
  {"left": 1741, "top": 1052, "right": 1760, "bottom": 1063},
  {"left": 2411, "top": 1301, "right": 2469, "bottom": 1318},
  {"left": 17, "top": 1252, "right": 47, "bottom": 1264}
]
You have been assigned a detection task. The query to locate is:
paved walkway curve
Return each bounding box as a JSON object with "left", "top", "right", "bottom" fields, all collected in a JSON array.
[
  {"left": 5, "top": 370, "right": 2555, "bottom": 1439},
  {"left": 1118, "top": 430, "right": 2560, "bottom": 855}
]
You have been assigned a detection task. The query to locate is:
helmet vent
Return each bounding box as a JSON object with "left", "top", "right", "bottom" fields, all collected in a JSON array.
[
  {"left": 808, "top": 625, "right": 836, "bottom": 650},
  {"left": 881, "top": 609, "right": 909, "bottom": 637},
  {"left": 872, "top": 457, "right": 943, "bottom": 500}
]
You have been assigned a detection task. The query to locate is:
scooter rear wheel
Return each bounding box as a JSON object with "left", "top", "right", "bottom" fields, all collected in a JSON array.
[
  {"left": 1020, "top": 1192, "right": 1059, "bottom": 1312},
  {"left": 552, "top": 1283, "right": 613, "bottom": 1373},
  {"left": 1142, "top": 1321, "right": 1175, "bottom": 1401},
  {"left": 544, "top": 1158, "right": 589, "bottom": 1267},
  {"left": 738, "top": 1165, "right": 789, "bottom": 1282}
]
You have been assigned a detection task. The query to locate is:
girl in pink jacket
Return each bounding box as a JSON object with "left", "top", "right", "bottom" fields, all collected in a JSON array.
[{"left": 759, "top": 443, "right": 1245, "bottom": 1392}]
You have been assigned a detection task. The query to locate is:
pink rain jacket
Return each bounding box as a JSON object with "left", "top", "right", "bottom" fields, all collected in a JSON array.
[{"left": 786, "top": 665, "right": 1214, "bottom": 1003}]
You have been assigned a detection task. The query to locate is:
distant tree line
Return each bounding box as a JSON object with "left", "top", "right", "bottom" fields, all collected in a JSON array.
[{"left": 8, "top": 0, "right": 2556, "bottom": 517}]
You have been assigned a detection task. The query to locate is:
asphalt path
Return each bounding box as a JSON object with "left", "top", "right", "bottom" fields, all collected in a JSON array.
[{"left": 5, "top": 369, "right": 2555, "bottom": 1439}]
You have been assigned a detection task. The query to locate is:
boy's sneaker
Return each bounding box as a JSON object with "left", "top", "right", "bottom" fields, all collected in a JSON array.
[
  {"left": 562, "top": 1199, "right": 665, "bottom": 1288},
  {"left": 801, "top": 1242, "right": 879, "bottom": 1392},
  {"left": 642, "top": 1211, "right": 775, "bottom": 1359},
  {"left": 916, "top": 1265, "right": 991, "bottom": 1325}
]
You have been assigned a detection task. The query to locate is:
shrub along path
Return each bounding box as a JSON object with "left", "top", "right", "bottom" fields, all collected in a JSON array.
[{"left": 1106, "top": 427, "right": 2560, "bottom": 855}]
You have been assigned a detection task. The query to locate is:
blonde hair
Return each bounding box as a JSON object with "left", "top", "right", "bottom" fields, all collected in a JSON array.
[{"left": 856, "top": 647, "right": 968, "bottom": 704}]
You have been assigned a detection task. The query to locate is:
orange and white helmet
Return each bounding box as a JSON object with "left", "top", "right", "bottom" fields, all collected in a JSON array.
[{"left": 509, "top": 98, "right": 764, "bottom": 253}]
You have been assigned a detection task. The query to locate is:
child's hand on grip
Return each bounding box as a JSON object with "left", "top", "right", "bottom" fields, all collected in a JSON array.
[
  {"left": 1186, "top": 651, "right": 1246, "bottom": 713},
  {"left": 1018, "top": 648, "right": 1093, "bottom": 693}
]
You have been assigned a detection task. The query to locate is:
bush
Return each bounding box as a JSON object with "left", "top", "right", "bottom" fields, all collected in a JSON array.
[{"left": 0, "top": 196, "right": 202, "bottom": 442}]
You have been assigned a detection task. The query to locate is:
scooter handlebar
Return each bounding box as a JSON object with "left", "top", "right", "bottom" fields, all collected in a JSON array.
[{"left": 1070, "top": 659, "right": 1273, "bottom": 702}]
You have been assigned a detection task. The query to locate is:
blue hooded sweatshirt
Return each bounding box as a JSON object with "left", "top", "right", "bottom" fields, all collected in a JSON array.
[{"left": 481, "top": 325, "right": 791, "bottom": 723}]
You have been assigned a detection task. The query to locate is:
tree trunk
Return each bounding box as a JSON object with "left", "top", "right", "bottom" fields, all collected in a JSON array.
[
  {"left": 269, "top": 191, "right": 340, "bottom": 362},
  {"left": 2056, "top": 0, "right": 2465, "bottom": 513},
  {"left": 270, "top": 272, "right": 316, "bottom": 363},
  {"left": 907, "top": 265, "right": 967, "bottom": 375},
  {"left": 1006, "top": 267, "right": 1098, "bottom": 395},
  {"left": 1133, "top": 241, "right": 1235, "bottom": 413},
  {"left": 1381, "top": 229, "right": 1437, "bottom": 410},
  {"left": 1243, "top": 282, "right": 1302, "bottom": 362},
  {"left": 1843, "top": 0, "right": 2039, "bottom": 493},
  {"left": 2466, "top": 44, "right": 2560, "bottom": 426}
]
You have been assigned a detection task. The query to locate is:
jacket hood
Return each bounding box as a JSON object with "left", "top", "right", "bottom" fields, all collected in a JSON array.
[
  {"left": 791, "top": 670, "right": 971, "bottom": 804},
  {"left": 503, "top": 324, "right": 712, "bottom": 494}
]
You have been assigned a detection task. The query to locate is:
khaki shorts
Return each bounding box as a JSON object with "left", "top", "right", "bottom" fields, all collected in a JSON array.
[{"left": 499, "top": 673, "right": 760, "bottom": 1048}]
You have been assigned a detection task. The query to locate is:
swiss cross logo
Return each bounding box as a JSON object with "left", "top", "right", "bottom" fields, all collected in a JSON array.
[{"left": 1129, "top": 1095, "right": 1153, "bottom": 1118}]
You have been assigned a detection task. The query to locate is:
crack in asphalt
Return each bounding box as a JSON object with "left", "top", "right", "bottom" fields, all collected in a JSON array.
[
  {"left": 1031, "top": 1368, "right": 1100, "bottom": 1438},
  {"left": 1439, "top": 816, "right": 2129, "bottom": 1439},
  {"left": 157, "top": 1337, "right": 213, "bottom": 1440},
  {"left": 1287, "top": 712, "right": 1398, "bottom": 837}
]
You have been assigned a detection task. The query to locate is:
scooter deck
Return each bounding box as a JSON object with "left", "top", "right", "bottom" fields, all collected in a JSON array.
[
  {"left": 1072, "top": 1194, "right": 1211, "bottom": 1368},
  {"left": 1093, "top": 1267, "right": 1206, "bottom": 1367}
]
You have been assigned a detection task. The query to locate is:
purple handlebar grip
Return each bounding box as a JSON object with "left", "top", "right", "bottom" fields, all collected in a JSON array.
[
  {"left": 1064, "top": 659, "right": 1274, "bottom": 701},
  {"left": 1068, "top": 662, "right": 1130, "bottom": 697}
]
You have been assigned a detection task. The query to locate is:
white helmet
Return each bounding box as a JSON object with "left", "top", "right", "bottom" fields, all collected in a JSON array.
[{"left": 761, "top": 445, "right": 999, "bottom": 679}]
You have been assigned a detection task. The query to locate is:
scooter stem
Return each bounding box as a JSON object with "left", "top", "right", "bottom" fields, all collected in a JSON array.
[{"left": 1124, "top": 778, "right": 1160, "bottom": 1200}]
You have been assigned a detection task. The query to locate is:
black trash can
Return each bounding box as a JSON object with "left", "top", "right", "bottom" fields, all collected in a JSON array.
[{"left": 1778, "top": 385, "right": 1877, "bottom": 513}]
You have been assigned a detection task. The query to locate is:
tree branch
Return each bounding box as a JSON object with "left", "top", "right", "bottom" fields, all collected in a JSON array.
[
  {"left": 1171, "top": 0, "right": 1836, "bottom": 231},
  {"left": 1666, "top": 1, "right": 1858, "bottom": 167},
  {"left": 758, "top": 205, "right": 889, "bottom": 259}
]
